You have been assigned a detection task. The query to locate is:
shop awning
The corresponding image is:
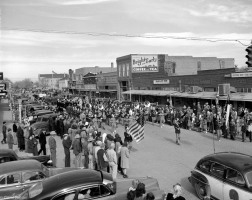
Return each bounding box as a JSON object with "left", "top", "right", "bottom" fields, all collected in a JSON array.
[{"left": 122, "top": 90, "right": 252, "bottom": 102}]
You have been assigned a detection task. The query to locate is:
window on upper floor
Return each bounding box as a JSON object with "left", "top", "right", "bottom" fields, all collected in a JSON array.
[
  {"left": 172, "top": 63, "right": 176, "bottom": 74},
  {"left": 197, "top": 61, "right": 201, "bottom": 71}
]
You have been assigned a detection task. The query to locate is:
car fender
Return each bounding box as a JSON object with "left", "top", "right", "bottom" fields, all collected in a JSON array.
[{"left": 189, "top": 170, "right": 209, "bottom": 186}]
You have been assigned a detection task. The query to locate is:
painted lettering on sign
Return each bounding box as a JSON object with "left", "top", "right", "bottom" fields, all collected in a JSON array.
[
  {"left": 231, "top": 72, "right": 252, "bottom": 78},
  {"left": 153, "top": 79, "right": 170, "bottom": 84},
  {"left": 132, "top": 55, "right": 158, "bottom": 73}
]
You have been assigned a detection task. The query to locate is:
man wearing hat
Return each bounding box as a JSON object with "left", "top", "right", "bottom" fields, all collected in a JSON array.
[
  {"left": 62, "top": 133, "right": 72, "bottom": 167},
  {"left": 49, "top": 131, "right": 57, "bottom": 167}
]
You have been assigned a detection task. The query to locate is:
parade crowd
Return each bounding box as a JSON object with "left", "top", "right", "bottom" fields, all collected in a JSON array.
[{"left": 2, "top": 95, "right": 252, "bottom": 200}]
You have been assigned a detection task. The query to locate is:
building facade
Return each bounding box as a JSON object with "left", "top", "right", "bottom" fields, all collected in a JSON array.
[
  {"left": 96, "top": 71, "right": 118, "bottom": 99},
  {"left": 58, "top": 78, "right": 69, "bottom": 90},
  {"left": 38, "top": 74, "right": 68, "bottom": 89},
  {"left": 116, "top": 54, "right": 235, "bottom": 100}
]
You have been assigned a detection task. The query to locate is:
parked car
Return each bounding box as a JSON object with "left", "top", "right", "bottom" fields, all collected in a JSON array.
[
  {"left": 19, "top": 169, "right": 165, "bottom": 200},
  {"left": 0, "top": 149, "right": 51, "bottom": 167},
  {"left": 189, "top": 152, "right": 252, "bottom": 200},
  {"left": 0, "top": 160, "right": 83, "bottom": 200},
  {"left": 31, "top": 113, "right": 57, "bottom": 136},
  {"left": 29, "top": 110, "right": 55, "bottom": 125}
]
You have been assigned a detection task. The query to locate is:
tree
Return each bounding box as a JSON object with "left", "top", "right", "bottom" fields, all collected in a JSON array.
[{"left": 13, "top": 78, "right": 33, "bottom": 89}]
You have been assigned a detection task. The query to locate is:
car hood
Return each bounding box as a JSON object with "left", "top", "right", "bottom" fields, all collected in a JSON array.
[{"left": 114, "top": 177, "right": 165, "bottom": 200}]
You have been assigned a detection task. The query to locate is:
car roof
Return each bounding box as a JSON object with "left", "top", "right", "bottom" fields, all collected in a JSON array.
[
  {"left": 0, "top": 160, "right": 42, "bottom": 175},
  {"left": 41, "top": 170, "right": 103, "bottom": 195},
  {"left": 34, "top": 110, "right": 52, "bottom": 114},
  {"left": 200, "top": 152, "right": 252, "bottom": 173},
  {"left": 38, "top": 114, "right": 57, "bottom": 118}
]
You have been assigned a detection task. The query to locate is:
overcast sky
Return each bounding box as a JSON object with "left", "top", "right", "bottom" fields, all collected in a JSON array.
[{"left": 1, "top": 0, "right": 252, "bottom": 82}]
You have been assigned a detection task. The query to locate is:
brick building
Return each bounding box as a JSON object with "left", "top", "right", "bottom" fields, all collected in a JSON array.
[{"left": 117, "top": 54, "right": 234, "bottom": 100}]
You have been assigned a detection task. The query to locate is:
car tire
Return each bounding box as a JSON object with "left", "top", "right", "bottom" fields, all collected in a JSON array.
[{"left": 194, "top": 182, "right": 210, "bottom": 200}]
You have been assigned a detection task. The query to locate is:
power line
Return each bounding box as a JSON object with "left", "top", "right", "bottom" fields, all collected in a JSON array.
[{"left": 2, "top": 27, "right": 251, "bottom": 47}]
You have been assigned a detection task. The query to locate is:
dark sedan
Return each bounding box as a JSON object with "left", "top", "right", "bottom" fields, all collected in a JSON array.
[
  {"left": 19, "top": 169, "right": 165, "bottom": 200},
  {"left": 0, "top": 160, "right": 82, "bottom": 200},
  {"left": 0, "top": 149, "right": 51, "bottom": 167},
  {"left": 189, "top": 152, "right": 252, "bottom": 200}
]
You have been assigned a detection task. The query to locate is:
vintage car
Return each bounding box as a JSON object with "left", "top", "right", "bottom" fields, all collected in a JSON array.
[
  {"left": 0, "top": 149, "right": 51, "bottom": 167},
  {"left": 31, "top": 113, "right": 57, "bottom": 136},
  {"left": 0, "top": 160, "right": 82, "bottom": 200},
  {"left": 189, "top": 152, "right": 252, "bottom": 200},
  {"left": 19, "top": 169, "right": 165, "bottom": 200}
]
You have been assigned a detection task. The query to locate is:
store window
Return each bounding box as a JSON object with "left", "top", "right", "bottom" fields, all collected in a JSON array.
[
  {"left": 118, "top": 64, "right": 121, "bottom": 77},
  {"left": 126, "top": 63, "right": 130, "bottom": 77},
  {"left": 172, "top": 63, "right": 176, "bottom": 73}
]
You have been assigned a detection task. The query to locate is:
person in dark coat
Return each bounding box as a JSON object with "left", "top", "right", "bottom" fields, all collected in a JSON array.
[
  {"left": 12, "top": 122, "right": 18, "bottom": 145},
  {"left": 38, "top": 130, "right": 47, "bottom": 155},
  {"left": 1, "top": 121, "right": 7, "bottom": 144},
  {"left": 62, "top": 133, "right": 72, "bottom": 167},
  {"left": 17, "top": 123, "right": 25, "bottom": 151},
  {"left": 97, "top": 143, "right": 109, "bottom": 172}
]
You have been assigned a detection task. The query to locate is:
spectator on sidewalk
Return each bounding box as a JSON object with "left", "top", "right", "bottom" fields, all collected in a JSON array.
[
  {"left": 12, "top": 122, "right": 18, "bottom": 145},
  {"left": 107, "top": 142, "right": 117, "bottom": 180},
  {"left": 1, "top": 121, "right": 7, "bottom": 144},
  {"left": 166, "top": 183, "right": 185, "bottom": 200},
  {"left": 62, "top": 133, "right": 72, "bottom": 167},
  {"left": 49, "top": 131, "right": 57, "bottom": 167},
  {"left": 120, "top": 141, "right": 130, "bottom": 178},
  {"left": 7, "top": 128, "right": 14, "bottom": 149},
  {"left": 17, "top": 123, "right": 25, "bottom": 151},
  {"left": 38, "top": 130, "right": 47, "bottom": 155},
  {"left": 72, "top": 134, "right": 82, "bottom": 168}
]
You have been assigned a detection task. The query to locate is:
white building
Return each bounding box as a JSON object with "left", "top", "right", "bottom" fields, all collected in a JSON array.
[
  {"left": 58, "top": 78, "right": 69, "bottom": 90},
  {"left": 38, "top": 74, "right": 68, "bottom": 89}
]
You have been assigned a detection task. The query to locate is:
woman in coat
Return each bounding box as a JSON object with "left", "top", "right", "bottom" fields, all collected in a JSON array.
[{"left": 120, "top": 141, "right": 130, "bottom": 178}]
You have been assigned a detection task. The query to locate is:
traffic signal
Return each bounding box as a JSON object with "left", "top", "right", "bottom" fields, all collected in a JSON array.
[{"left": 245, "top": 45, "right": 252, "bottom": 68}]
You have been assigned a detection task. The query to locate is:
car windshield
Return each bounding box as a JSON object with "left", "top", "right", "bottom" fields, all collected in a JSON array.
[{"left": 246, "top": 171, "right": 252, "bottom": 186}]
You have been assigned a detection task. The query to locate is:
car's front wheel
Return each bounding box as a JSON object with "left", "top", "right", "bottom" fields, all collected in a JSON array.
[{"left": 194, "top": 182, "right": 210, "bottom": 200}]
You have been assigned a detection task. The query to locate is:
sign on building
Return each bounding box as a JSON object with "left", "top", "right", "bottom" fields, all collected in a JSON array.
[
  {"left": 231, "top": 72, "right": 252, "bottom": 78},
  {"left": 153, "top": 79, "right": 170, "bottom": 84},
  {"left": 132, "top": 55, "right": 158, "bottom": 73}
]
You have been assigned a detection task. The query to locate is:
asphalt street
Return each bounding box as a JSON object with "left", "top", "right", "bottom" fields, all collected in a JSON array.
[{"left": 1, "top": 100, "right": 252, "bottom": 200}]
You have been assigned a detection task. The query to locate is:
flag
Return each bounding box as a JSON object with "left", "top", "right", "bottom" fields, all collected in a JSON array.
[
  {"left": 128, "top": 113, "right": 145, "bottom": 143},
  {"left": 52, "top": 71, "right": 57, "bottom": 74}
]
